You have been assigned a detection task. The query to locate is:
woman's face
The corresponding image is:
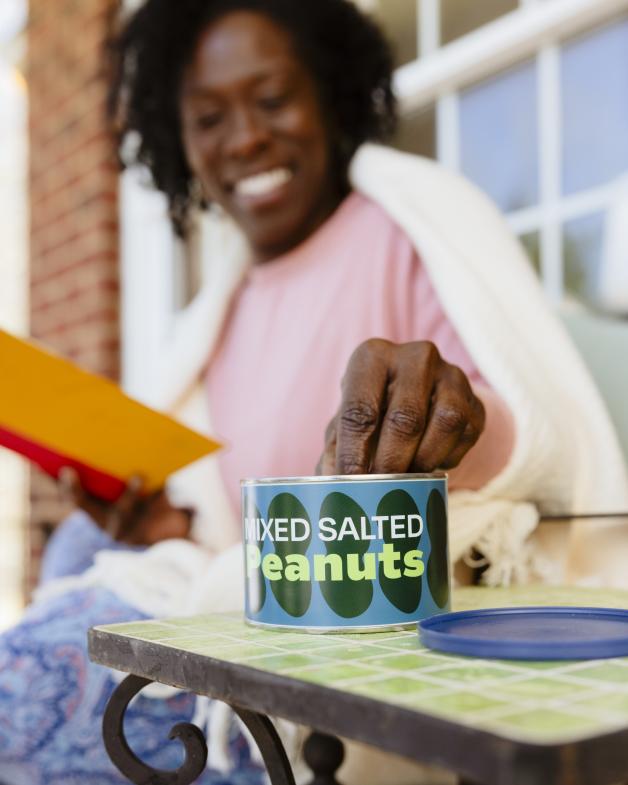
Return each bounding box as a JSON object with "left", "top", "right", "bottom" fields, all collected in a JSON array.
[{"left": 179, "top": 11, "right": 341, "bottom": 262}]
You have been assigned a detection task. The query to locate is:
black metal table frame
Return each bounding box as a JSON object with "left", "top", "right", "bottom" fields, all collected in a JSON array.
[{"left": 89, "top": 628, "right": 628, "bottom": 785}]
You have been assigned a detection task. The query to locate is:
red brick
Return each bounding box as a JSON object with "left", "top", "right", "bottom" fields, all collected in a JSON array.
[{"left": 27, "top": 0, "right": 121, "bottom": 590}]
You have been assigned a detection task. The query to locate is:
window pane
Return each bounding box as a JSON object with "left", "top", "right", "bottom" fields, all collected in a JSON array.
[
  {"left": 393, "top": 104, "right": 436, "bottom": 159},
  {"left": 519, "top": 231, "right": 540, "bottom": 274},
  {"left": 369, "top": 0, "right": 418, "bottom": 66},
  {"left": 440, "top": 0, "right": 518, "bottom": 46},
  {"left": 460, "top": 60, "right": 538, "bottom": 212},
  {"left": 563, "top": 213, "right": 604, "bottom": 307},
  {"left": 561, "top": 18, "right": 628, "bottom": 195}
]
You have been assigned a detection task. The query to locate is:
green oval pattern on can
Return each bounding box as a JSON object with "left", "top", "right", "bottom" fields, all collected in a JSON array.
[
  {"left": 377, "top": 489, "right": 423, "bottom": 613},
  {"left": 268, "top": 493, "right": 312, "bottom": 617},
  {"left": 319, "top": 492, "right": 374, "bottom": 618},
  {"left": 246, "top": 505, "right": 266, "bottom": 614},
  {"left": 426, "top": 488, "right": 449, "bottom": 609}
]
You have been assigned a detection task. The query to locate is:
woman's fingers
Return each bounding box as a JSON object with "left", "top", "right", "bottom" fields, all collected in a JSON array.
[
  {"left": 115, "top": 475, "right": 144, "bottom": 516},
  {"left": 371, "top": 342, "right": 437, "bottom": 473},
  {"left": 105, "top": 475, "right": 144, "bottom": 539},
  {"left": 411, "top": 364, "right": 484, "bottom": 471},
  {"left": 58, "top": 466, "right": 111, "bottom": 528},
  {"left": 437, "top": 393, "right": 486, "bottom": 469},
  {"left": 56, "top": 469, "right": 189, "bottom": 545},
  {"left": 318, "top": 339, "right": 487, "bottom": 476},
  {"left": 58, "top": 466, "right": 84, "bottom": 505},
  {"left": 129, "top": 492, "right": 194, "bottom": 545},
  {"left": 335, "top": 339, "right": 390, "bottom": 474},
  {"left": 317, "top": 416, "right": 338, "bottom": 475}
]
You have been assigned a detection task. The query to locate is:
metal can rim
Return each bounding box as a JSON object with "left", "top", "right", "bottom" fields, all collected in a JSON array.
[
  {"left": 245, "top": 618, "right": 418, "bottom": 633},
  {"left": 241, "top": 472, "right": 447, "bottom": 486}
]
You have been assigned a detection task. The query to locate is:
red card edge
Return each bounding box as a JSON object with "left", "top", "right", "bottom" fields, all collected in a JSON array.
[{"left": 0, "top": 425, "right": 126, "bottom": 502}]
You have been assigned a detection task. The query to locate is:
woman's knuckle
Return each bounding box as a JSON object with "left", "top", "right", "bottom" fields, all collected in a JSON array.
[
  {"left": 386, "top": 406, "right": 424, "bottom": 437},
  {"left": 448, "top": 364, "right": 467, "bottom": 386},
  {"left": 364, "top": 336, "right": 390, "bottom": 354},
  {"left": 338, "top": 449, "right": 368, "bottom": 474},
  {"left": 340, "top": 401, "right": 379, "bottom": 432},
  {"left": 434, "top": 405, "right": 467, "bottom": 433},
  {"left": 350, "top": 337, "right": 390, "bottom": 364},
  {"left": 417, "top": 340, "right": 440, "bottom": 362}
]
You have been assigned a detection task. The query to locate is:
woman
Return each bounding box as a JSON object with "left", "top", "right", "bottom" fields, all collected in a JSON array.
[{"left": 1, "top": 1, "right": 626, "bottom": 783}]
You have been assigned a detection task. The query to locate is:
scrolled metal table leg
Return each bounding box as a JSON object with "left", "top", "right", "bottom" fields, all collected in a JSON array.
[
  {"left": 231, "top": 706, "right": 296, "bottom": 785},
  {"left": 102, "top": 674, "right": 207, "bottom": 785},
  {"left": 102, "top": 674, "right": 297, "bottom": 785}
]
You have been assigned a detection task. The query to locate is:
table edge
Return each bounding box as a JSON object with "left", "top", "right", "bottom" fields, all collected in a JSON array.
[{"left": 88, "top": 627, "right": 628, "bottom": 785}]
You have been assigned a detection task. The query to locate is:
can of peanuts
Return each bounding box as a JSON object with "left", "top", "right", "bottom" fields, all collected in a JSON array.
[{"left": 242, "top": 473, "right": 450, "bottom": 632}]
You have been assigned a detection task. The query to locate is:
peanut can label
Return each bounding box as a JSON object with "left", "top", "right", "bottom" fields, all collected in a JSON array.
[{"left": 242, "top": 475, "right": 450, "bottom": 631}]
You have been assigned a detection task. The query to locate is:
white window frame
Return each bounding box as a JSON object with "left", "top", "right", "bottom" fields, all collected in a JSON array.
[
  {"left": 0, "top": 53, "right": 28, "bottom": 629},
  {"left": 119, "top": 0, "right": 183, "bottom": 399},
  {"left": 119, "top": 169, "right": 182, "bottom": 400},
  {"left": 395, "top": 0, "right": 628, "bottom": 303}
]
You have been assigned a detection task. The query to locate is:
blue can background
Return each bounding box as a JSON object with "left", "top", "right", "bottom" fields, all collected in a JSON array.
[{"left": 242, "top": 476, "right": 450, "bottom": 630}]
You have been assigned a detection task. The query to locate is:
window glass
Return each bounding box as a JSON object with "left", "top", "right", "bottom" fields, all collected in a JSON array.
[
  {"left": 370, "top": 0, "right": 418, "bottom": 66},
  {"left": 561, "top": 18, "right": 628, "bottom": 195},
  {"left": 460, "top": 60, "right": 538, "bottom": 212},
  {"left": 563, "top": 213, "right": 604, "bottom": 307},
  {"left": 519, "top": 231, "right": 541, "bottom": 274},
  {"left": 393, "top": 104, "right": 436, "bottom": 159},
  {"left": 440, "top": 0, "right": 518, "bottom": 46}
]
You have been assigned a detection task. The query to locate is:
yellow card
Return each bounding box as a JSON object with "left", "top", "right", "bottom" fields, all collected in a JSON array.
[{"left": 0, "top": 329, "right": 220, "bottom": 500}]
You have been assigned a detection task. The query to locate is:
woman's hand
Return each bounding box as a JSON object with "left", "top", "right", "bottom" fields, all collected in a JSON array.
[
  {"left": 59, "top": 468, "right": 193, "bottom": 545},
  {"left": 318, "top": 339, "right": 486, "bottom": 475}
]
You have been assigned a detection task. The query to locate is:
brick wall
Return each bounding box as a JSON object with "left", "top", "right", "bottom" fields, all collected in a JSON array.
[{"left": 27, "top": 0, "right": 120, "bottom": 589}]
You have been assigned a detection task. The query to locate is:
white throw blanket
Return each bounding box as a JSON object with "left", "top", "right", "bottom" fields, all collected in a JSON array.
[{"left": 38, "top": 144, "right": 628, "bottom": 612}]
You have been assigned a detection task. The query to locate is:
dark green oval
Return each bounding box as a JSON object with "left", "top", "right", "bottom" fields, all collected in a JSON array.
[
  {"left": 318, "top": 492, "right": 373, "bottom": 618},
  {"left": 377, "top": 489, "right": 423, "bottom": 614},
  {"left": 426, "top": 489, "right": 449, "bottom": 609},
  {"left": 268, "top": 493, "right": 312, "bottom": 618}
]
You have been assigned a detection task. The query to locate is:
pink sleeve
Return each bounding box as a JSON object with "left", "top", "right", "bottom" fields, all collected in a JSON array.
[{"left": 391, "top": 245, "right": 515, "bottom": 489}]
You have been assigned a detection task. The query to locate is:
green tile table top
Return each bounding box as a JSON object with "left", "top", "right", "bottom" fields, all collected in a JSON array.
[
  {"left": 89, "top": 585, "right": 628, "bottom": 752},
  {"left": 89, "top": 587, "right": 628, "bottom": 743}
]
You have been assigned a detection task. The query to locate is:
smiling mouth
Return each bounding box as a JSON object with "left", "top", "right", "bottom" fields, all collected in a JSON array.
[{"left": 233, "top": 167, "right": 293, "bottom": 198}]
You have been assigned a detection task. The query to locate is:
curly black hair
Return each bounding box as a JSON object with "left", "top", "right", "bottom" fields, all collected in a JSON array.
[{"left": 107, "top": 0, "right": 397, "bottom": 237}]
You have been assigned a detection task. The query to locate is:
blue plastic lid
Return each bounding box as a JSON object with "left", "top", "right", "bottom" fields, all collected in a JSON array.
[{"left": 418, "top": 607, "right": 628, "bottom": 660}]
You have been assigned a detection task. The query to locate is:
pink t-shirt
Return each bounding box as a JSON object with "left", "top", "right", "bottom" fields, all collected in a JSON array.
[{"left": 207, "top": 193, "right": 514, "bottom": 516}]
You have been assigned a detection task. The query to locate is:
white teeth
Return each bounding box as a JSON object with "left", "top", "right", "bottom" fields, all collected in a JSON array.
[{"left": 234, "top": 168, "right": 292, "bottom": 197}]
